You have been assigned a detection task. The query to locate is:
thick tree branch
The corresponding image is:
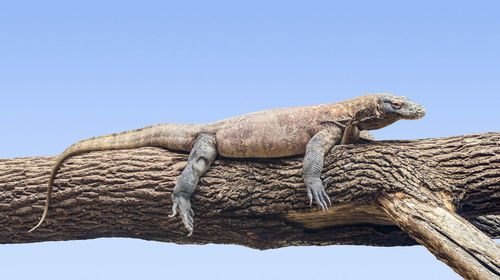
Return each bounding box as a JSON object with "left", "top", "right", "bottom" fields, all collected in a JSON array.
[
  {"left": 379, "top": 194, "right": 500, "bottom": 280},
  {"left": 1, "top": 133, "right": 499, "bottom": 278}
]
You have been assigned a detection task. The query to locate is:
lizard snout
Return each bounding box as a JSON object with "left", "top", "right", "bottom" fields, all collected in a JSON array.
[
  {"left": 401, "top": 101, "right": 426, "bottom": 120},
  {"left": 413, "top": 104, "right": 426, "bottom": 119}
]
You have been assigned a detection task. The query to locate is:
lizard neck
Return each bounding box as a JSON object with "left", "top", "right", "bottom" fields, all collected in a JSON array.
[
  {"left": 340, "top": 94, "right": 399, "bottom": 131},
  {"left": 318, "top": 96, "right": 379, "bottom": 129}
]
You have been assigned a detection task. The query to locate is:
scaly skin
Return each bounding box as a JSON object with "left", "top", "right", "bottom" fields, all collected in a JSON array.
[{"left": 29, "top": 93, "right": 425, "bottom": 235}]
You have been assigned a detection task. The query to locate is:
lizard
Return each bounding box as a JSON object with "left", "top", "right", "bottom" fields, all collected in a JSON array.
[{"left": 28, "top": 93, "right": 425, "bottom": 236}]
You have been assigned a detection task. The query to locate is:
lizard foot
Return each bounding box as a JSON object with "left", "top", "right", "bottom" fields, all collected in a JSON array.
[
  {"left": 306, "top": 178, "right": 331, "bottom": 211},
  {"left": 168, "top": 193, "right": 195, "bottom": 236}
]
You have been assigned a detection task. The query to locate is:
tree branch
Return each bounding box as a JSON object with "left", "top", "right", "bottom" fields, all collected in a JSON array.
[
  {"left": 379, "top": 194, "right": 500, "bottom": 280},
  {"left": 1, "top": 133, "right": 499, "bottom": 279}
]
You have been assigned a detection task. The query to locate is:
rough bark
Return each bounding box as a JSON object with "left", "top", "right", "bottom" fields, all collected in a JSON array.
[{"left": 1, "top": 133, "right": 499, "bottom": 279}]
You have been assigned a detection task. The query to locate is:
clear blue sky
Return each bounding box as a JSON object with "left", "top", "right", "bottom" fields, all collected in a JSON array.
[{"left": 1, "top": 1, "right": 498, "bottom": 279}]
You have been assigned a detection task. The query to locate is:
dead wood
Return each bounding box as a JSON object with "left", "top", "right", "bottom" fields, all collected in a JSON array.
[{"left": 1, "top": 132, "right": 499, "bottom": 279}]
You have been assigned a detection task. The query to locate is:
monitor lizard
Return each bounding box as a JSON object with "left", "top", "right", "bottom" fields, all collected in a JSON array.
[{"left": 29, "top": 93, "right": 425, "bottom": 236}]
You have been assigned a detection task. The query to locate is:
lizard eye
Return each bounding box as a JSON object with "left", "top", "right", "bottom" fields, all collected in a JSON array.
[{"left": 391, "top": 100, "right": 403, "bottom": 109}]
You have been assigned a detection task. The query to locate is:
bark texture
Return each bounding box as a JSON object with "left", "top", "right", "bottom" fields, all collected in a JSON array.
[{"left": 1, "top": 133, "right": 499, "bottom": 278}]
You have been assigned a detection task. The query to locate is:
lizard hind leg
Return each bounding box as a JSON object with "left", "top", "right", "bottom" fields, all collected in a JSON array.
[{"left": 168, "top": 133, "right": 217, "bottom": 236}]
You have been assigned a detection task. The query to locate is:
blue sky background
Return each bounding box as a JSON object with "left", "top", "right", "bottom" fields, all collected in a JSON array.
[{"left": 1, "top": 1, "right": 498, "bottom": 279}]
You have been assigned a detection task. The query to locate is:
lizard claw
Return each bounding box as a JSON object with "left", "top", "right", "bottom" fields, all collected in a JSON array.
[
  {"left": 306, "top": 178, "right": 331, "bottom": 211},
  {"left": 307, "top": 186, "right": 313, "bottom": 206},
  {"left": 168, "top": 193, "right": 194, "bottom": 236},
  {"left": 322, "top": 177, "right": 332, "bottom": 207},
  {"left": 168, "top": 200, "right": 178, "bottom": 218},
  {"left": 322, "top": 176, "right": 333, "bottom": 189},
  {"left": 183, "top": 212, "right": 194, "bottom": 237}
]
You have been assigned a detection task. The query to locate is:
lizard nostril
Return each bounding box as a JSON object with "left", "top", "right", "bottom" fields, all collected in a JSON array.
[
  {"left": 419, "top": 106, "right": 426, "bottom": 116},
  {"left": 414, "top": 106, "right": 426, "bottom": 119}
]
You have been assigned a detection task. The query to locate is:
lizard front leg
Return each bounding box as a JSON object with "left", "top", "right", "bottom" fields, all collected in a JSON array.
[
  {"left": 169, "top": 133, "right": 217, "bottom": 236},
  {"left": 303, "top": 127, "right": 342, "bottom": 210}
]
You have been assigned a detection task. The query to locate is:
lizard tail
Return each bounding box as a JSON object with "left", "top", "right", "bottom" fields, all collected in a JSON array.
[
  {"left": 28, "top": 123, "right": 203, "bottom": 232},
  {"left": 28, "top": 156, "right": 66, "bottom": 232}
]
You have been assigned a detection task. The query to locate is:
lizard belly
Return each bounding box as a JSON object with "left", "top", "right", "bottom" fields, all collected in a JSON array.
[{"left": 215, "top": 125, "right": 312, "bottom": 158}]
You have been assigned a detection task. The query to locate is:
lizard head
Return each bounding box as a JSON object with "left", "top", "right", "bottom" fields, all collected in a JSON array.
[{"left": 356, "top": 94, "right": 426, "bottom": 130}]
